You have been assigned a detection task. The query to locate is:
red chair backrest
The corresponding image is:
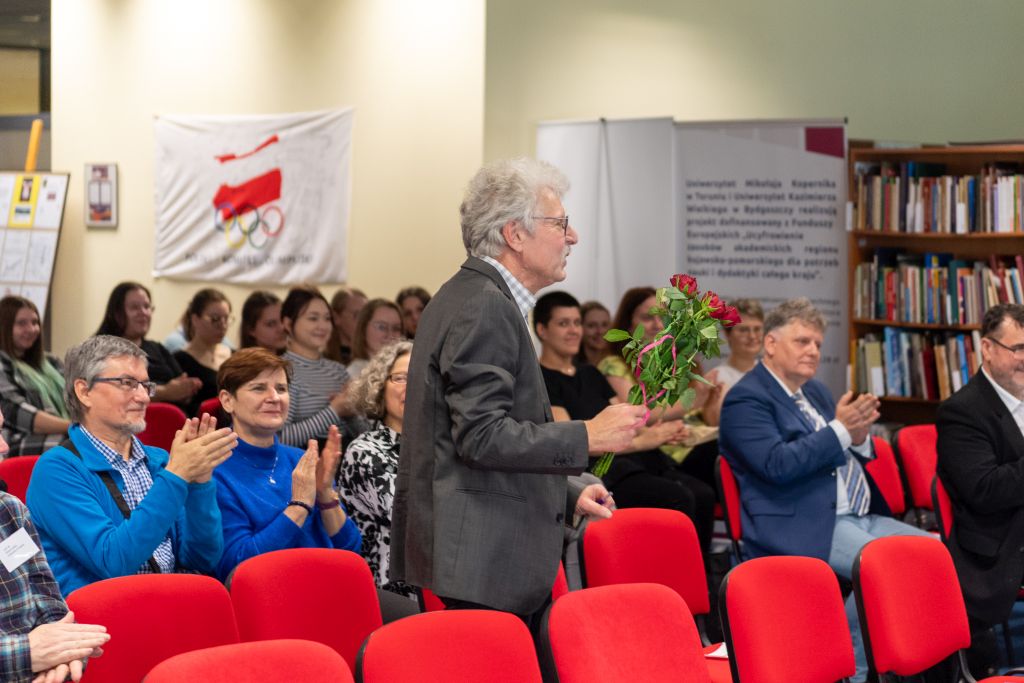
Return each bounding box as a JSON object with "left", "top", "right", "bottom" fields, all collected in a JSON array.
[
  {"left": 136, "top": 402, "right": 188, "bottom": 452},
  {"left": 853, "top": 536, "right": 970, "bottom": 677},
  {"left": 420, "top": 561, "right": 570, "bottom": 612},
  {"left": 544, "top": 583, "right": 713, "bottom": 683},
  {"left": 893, "top": 424, "right": 938, "bottom": 510},
  {"left": 931, "top": 476, "right": 953, "bottom": 543},
  {"left": 866, "top": 436, "right": 906, "bottom": 516},
  {"left": 721, "top": 556, "right": 854, "bottom": 683},
  {"left": 0, "top": 455, "right": 40, "bottom": 503},
  {"left": 230, "top": 548, "right": 382, "bottom": 671},
  {"left": 145, "top": 639, "right": 353, "bottom": 683},
  {"left": 715, "top": 456, "right": 742, "bottom": 545},
  {"left": 67, "top": 574, "right": 239, "bottom": 683},
  {"left": 198, "top": 396, "right": 225, "bottom": 422},
  {"left": 356, "top": 610, "right": 542, "bottom": 682},
  {"left": 581, "top": 508, "right": 709, "bottom": 616}
]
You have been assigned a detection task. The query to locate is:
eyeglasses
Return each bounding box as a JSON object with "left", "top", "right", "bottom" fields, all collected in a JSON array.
[
  {"left": 531, "top": 215, "right": 570, "bottom": 234},
  {"left": 731, "top": 325, "right": 764, "bottom": 337},
  {"left": 202, "top": 314, "right": 236, "bottom": 326},
  {"left": 387, "top": 373, "right": 408, "bottom": 385},
  {"left": 370, "top": 321, "right": 404, "bottom": 336},
  {"left": 987, "top": 336, "right": 1024, "bottom": 358},
  {"left": 92, "top": 376, "right": 158, "bottom": 397}
]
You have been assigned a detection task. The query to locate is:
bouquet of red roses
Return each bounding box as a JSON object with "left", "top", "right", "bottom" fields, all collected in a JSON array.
[{"left": 592, "top": 274, "right": 740, "bottom": 477}]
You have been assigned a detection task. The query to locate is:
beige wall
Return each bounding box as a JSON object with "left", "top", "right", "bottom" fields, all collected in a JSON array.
[
  {"left": 0, "top": 48, "right": 40, "bottom": 115},
  {"left": 50, "top": 0, "right": 484, "bottom": 353},
  {"left": 485, "top": 0, "right": 1024, "bottom": 160}
]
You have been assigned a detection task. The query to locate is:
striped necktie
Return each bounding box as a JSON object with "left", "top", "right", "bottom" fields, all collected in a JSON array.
[{"left": 794, "top": 392, "right": 870, "bottom": 516}]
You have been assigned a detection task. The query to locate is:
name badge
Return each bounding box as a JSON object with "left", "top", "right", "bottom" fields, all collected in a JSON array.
[{"left": 0, "top": 527, "right": 41, "bottom": 573}]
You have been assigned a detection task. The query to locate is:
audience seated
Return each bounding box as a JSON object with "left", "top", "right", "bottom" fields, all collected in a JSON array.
[
  {"left": 718, "top": 297, "right": 931, "bottom": 682},
  {"left": 598, "top": 287, "right": 721, "bottom": 491},
  {"left": 212, "top": 348, "right": 361, "bottom": 582},
  {"left": 26, "top": 335, "right": 236, "bottom": 596},
  {"left": 576, "top": 300, "right": 610, "bottom": 367},
  {"left": 280, "top": 287, "right": 364, "bottom": 448},
  {"left": 395, "top": 286, "right": 431, "bottom": 340},
  {"left": 338, "top": 340, "right": 416, "bottom": 599},
  {"left": 326, "top": 286, "right": 367, "bottom": 365},
  {"left": 936, "top": 302, "right": 1024, "bottom": 677},
  {"left": 172, "top": 288, "right": 234, "bottom": 417},
  {"left": 96, "top": 282, "right": 201, "bottom": 410},
  {"left": 0, "top": 296, "right": 71, "bottom": 457},
  {"left": 239, "top": 290, "right": 286, "bottom": 353},
  {"left": 346, "top": 299, "right": 404, "bottom": 379},
  {"left": 535, "top": 291, "right": 714, "bottom": 552},
  {"left": 706, "top": 298, "right": 764, "bottom": 396}
]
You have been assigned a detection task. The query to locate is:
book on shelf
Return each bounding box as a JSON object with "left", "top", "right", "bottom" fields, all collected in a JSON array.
[
  {"left": 853, "top": 160, "right": 1024, "bottom": 233},
  {"left": 853, "top": 327, "right": 982, "bottom": 401},
  {"left": 853, "top": 253, "right": 1024, "bottom": 325}
]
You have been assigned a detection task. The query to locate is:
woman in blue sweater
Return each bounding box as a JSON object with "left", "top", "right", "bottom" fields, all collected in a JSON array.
[{"left": 212, "top": 347, "right": 360, "bottom": 582}]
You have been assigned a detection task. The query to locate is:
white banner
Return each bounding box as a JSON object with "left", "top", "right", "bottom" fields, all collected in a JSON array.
[{"left": 154, "top": 108, "right": 353, "bottom": 284}]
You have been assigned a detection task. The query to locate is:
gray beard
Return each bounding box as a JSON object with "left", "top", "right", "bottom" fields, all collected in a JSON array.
[{"left": 126, "top": 419, "right": 147, "bottom": 435}]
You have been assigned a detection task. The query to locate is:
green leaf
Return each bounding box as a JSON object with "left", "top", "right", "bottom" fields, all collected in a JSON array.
[
  {"left": 627, "top": 384, "right": 644, "bottom": 406},
  {"left": 678, "top": 387, "right": 696, "bottom": 409},
  {"left": 632, "top": 323, "right": 645, "bottom": 342},
  {"left": 604, "top": 328, "right": 631, "bottom": 342},
  {"left": 700, "top": 323, "right": 719, "bottom": 339}
]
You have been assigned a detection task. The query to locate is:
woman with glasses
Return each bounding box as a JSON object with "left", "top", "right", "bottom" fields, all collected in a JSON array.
[
  {"left": 212, "top": 347, "right": 361, "bottom": 582},
  {"left": 280, "top": 286, "right": 365, "bottom": 448},
  {"left": 345, "top": 299, "right": 404, "bottom": 379},
  {"left": 0, "top": 296, "right": 71, "bottom": 456},
  {"left": 706, "top": 298, "right": 765, "bottom": 395},
  {"left": 338, "top": 340, "right": 414, "bottom": 599},
  {"left": 173, "top": 289, "right": 235, "bottom": 417},
  {"left": 96, "top": 281, "right": 201, "bottom": 410}
]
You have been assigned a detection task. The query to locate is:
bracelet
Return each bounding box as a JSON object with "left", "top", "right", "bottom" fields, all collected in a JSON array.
[
  {"left": 287, "top": 500, "right": 314, "bottom": 514},
  {"left": 316, "top": 496, "right": 340, "bottom": 511}
]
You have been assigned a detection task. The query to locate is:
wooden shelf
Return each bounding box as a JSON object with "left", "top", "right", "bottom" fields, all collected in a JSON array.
[
  {"left": 851, "top": 318, "right": 980, "bottom": 332},
  {"left": 878, "top": 396, "right": 940, "bottom": 405},
  {"left": 851, "top": 230, "right": 1024, "bottom": 240}
]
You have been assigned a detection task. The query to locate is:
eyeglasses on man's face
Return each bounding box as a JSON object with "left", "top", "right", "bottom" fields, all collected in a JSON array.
[
  {"left": 531, "top": 215, "right": 570, "bottom": 235},
  {"left": 92, "top": 375, "right": 158, "bottom": 397},
  {"left": 987, "top": 336, "right": 1024, "bottom": 358}
]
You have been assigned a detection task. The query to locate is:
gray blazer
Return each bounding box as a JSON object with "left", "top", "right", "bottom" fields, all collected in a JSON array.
[{"left": 390, "top": 257, "right": 589, "bottom": 614}]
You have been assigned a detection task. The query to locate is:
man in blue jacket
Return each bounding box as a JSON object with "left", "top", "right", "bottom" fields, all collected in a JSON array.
[
  {"left": 27, "top": 335, "right": 237, "bottom": 596},
  {"left": 719, "top": 298, "right": 929, "bottom": 682}
]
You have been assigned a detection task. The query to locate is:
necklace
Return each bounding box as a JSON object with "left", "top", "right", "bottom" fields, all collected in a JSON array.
[{"left": 236, "top": 442, "right": 279, "bottom": 485}]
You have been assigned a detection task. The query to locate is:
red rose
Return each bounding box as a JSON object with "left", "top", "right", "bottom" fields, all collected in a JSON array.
[
  {"left": 719, "top": 306, "right": 742, "bottom": 327},
  {"left": 704, "top": 291, "right": 724, "bottom": 314},
  {"left": 670, "top": 273, "right": 698, "bottom": 297}
]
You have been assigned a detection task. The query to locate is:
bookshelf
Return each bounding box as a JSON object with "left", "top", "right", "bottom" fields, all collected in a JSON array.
[{"left": 848, "top": 145, "right": 1024, "bottom": 425}]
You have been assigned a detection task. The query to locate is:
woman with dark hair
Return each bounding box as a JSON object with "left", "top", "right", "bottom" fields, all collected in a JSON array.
[
  {"left": 173, "top": 288, "right": 234, "bottom": 416},
  {"left": 96, "top": 281, "right": 200, "bottom": 408},
  {"left": 535, "top": 291, "right": 715, "bottom": 552},
  {"left": 280, "top": 286, "right": 364, "bottom": 448},
  {"left": 346, "top": 299, "right": 403, "bottom": 379},
  {"left": 338, "top": 340, "right": 415, "bottom": 598},
  {"left": 0, "top": 296, "right": 70, "bottom": 456},
  {"left": 325, "top": 286, "right": 367, "bottom": 365},
  {"left": 213, "top": 347, "right": 360, "bottom": 582},
  {"left": 577, "top": 300, "right": 611, "bottom": 366},
  {"left": 395, "top": 286, "right": 431, "bottom": 339},
  {"left": 239, "top": 290, "right": 286, "bottom": 353}
]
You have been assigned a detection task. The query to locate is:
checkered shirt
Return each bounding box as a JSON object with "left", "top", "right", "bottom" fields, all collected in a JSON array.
[
  {"left": 480, "top": 256, "right": 536, "bottom": 325},
  {"left": 80, "top": 427, "right": 176, "bottom": 574}
]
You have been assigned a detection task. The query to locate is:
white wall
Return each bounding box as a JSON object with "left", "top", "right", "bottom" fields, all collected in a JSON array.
[{"left": 50, "top": 0, "right": 485, "bottom": 353}]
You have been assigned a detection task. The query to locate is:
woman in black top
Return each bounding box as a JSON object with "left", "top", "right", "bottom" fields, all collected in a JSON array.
[{"left": 172, "top": 288, "right": 234, "bottom": 416}]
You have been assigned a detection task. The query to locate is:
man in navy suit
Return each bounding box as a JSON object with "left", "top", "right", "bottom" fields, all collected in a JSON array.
[{"left": 719, "top": 297, "right": 930, "bottom": 682}]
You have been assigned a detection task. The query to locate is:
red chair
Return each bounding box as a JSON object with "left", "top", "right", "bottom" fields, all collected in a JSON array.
[
  {"left": 66, "top": 574, "right": 238, "bottom": 683},
  {"left": 892, "top": 424, "right": 938, "bottom": 527},
  {"left": 136, "top": 402, "right": 188, "bottom": 452},
  {"left": 0, "top": 455, "right": 40, "bottom": 503},
  {"left": 356, "top": 610, "right": 541, "bottom": 682},
  {"left": 145, "top": 639, "right": 353, "bottom": 683},
  {"left": 715, "top": 456, "right": 743, "bottom": 562},
  {"left": 720, "top": 556, "right": 854, "bottom": 683},
  {"left": 198, "top": 396, "right": 227, "bottom": 423},
  {"left": 543, "top": 583, "right": 713, "bottom": 683},
  {"left": 419, "top": 561, "right": 570, "bottom": 612},
  {"left": 580, "top": 508, "right": 731, "bottom": 682},
  {"left": 866, "top": 436, "right": 906, "bottom": 517},
  {"left": 229, "top": 548, "right": 382, "bottom": 671},
  {"left": 853, "top": 535, "right": 1024, "bottom": 682},
  {"left": 931, "top": 475, "right": 953, "bottom": 543}
]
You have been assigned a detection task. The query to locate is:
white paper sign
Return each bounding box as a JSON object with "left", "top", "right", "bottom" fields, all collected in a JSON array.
[{"left": 0, "top": 527, "right": 40, "bottom": 573}]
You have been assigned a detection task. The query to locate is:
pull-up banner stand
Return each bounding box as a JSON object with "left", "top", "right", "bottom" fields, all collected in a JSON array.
[{"left": 537, "top": 117, "right": 847, "bottom": 395}]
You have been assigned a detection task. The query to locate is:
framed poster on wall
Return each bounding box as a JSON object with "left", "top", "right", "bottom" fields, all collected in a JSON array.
[{"left": 85, "top": 162, "right": 118, "bottom": 228}]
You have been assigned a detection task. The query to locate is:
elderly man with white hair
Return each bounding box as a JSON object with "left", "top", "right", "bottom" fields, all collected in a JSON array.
[{"left": 27, "top": 335, "right": 236, "bottom": 596}]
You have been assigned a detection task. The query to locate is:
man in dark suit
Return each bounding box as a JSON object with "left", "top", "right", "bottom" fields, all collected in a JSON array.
[
  {"left": 390, "top": 158, "right": 644, "bottom": 630},
  {"left": 938, "top": 303, "right": 1024, "bottom": 676},
  {"left": 719, "top": 297, "right": 929, "bottom": 682}
]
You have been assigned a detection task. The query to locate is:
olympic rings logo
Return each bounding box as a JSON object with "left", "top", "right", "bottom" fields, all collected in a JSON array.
[{"left": 213, "top": 203, "right": 285, "bottom": 250}]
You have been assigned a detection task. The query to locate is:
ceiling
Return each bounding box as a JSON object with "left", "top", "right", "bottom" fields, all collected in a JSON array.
[{"left": 0, "top": 0, "right": 49, "bottom": 50}]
